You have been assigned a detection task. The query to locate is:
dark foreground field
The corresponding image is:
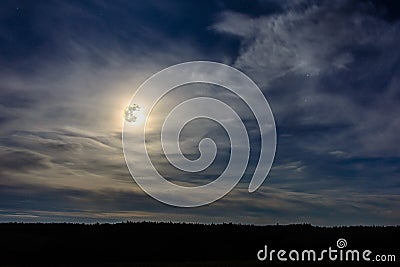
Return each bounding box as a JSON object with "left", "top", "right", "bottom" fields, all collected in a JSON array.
[{"left": 0, "top": 222, "right": 398, "bottom": 266}]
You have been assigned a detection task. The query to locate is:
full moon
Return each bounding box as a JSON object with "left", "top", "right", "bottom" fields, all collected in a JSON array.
[{"left": 123, "top": 104, "right": 141, "bottom": 123}]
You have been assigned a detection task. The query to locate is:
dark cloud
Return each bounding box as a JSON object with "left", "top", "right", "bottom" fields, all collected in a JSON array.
[
  {"left": 1, "top": 183, "right": 398, "bottom": 225},
  {"left": 0, "top": 148, "right": 50, "bottom": 172}
]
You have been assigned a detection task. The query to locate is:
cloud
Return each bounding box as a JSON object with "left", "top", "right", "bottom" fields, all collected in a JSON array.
[
  {"left": 1, "top": 182, "right": 398, "bottom": 225},
  {"left": 209, "top": 0, "right": 400, "bottom": 225},
  {"left": 213, "top": 0, "right": 400, "bottom": 158},
  {"left": 0, "top": 147, "right": 50, "bottom": 172},
  {"left": 213, "top": 1, "right": 398, "bottom": 82}
]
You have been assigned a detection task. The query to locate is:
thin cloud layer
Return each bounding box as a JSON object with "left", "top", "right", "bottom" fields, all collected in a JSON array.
[{"left": 214, "top": 0, "right": 400, "bottom": 157}]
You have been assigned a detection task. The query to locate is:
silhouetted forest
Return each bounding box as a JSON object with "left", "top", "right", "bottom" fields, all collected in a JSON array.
[{"left": 0, "top": 222, "right": 398, "bottom": 266}]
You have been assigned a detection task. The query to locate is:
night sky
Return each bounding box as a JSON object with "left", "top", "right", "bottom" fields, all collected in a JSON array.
[{"left": 0, "top": 0, "right": 399, "bottom": 225}]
